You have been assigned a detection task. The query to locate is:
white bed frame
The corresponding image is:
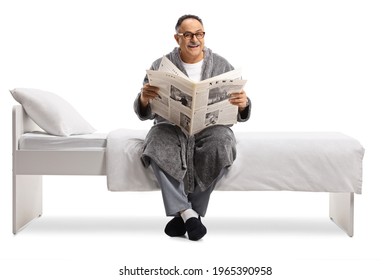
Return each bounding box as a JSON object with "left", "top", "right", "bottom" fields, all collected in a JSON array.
[{"left": 12, "top": 105, "right": 355, "bottom": 236}]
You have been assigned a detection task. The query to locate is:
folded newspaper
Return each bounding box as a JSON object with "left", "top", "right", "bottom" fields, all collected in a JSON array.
[{"left": 146, "top": 56, "right": 247, "bottom": 135}]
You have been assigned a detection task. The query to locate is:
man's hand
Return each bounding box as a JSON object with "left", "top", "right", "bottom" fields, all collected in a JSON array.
[
  {"left": 229, "top": 90, "right": 249, "bottom": 112},
  {"left": 140, "top": 83, "right": 160, "bottom": 108}
]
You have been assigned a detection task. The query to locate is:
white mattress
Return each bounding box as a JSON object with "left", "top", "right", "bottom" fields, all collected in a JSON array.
[
  {"left": 19, "top": 132, "right": 107, "bottom": 150},
  {"left": 18, "top": 130, "right": 364, "bottom": 194}
]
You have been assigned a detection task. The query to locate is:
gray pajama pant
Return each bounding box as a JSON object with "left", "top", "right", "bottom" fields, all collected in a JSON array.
[{"left": 150, "top": 160, "right": 225, "bottom": 217}]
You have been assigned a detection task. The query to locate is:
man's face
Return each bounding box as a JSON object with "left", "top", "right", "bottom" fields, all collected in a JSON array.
[{"left": 175, "top": 18, "right": 205, "bottom": 64}]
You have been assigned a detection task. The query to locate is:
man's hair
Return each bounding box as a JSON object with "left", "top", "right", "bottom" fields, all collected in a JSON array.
[{"left": 175, "top": 14, "right": 203, "bottom": 32}]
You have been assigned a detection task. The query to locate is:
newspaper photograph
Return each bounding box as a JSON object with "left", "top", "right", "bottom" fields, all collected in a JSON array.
[{"left": 146, "top": 56, "right": 247, "bottom": 135}]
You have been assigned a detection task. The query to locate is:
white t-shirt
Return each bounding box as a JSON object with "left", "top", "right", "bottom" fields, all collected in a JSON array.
[{"left": 182, "top": 60, "right": 203, "bottom": 82}]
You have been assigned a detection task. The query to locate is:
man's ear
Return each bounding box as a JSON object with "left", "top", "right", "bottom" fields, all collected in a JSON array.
[{"left": 174, "top": 34, "right": 180, "bottom": 44}]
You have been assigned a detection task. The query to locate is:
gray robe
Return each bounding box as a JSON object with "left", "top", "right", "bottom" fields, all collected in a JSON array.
[{"left": 134, "top": 47, "right": 251, "bottom": 193}]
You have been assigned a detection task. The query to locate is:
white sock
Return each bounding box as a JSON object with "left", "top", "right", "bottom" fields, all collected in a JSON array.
[{"left": 180, "top": 208, "right": 198, "bottom": 222}]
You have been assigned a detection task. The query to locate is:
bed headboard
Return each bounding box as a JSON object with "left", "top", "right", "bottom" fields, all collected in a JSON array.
[{"left": 12, "top": 105, "right": 43, "bottom": 152}]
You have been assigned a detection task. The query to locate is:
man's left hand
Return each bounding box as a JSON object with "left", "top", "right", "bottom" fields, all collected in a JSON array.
[{"left": 229, "top": 90, "right": 249, "bottom": 112}]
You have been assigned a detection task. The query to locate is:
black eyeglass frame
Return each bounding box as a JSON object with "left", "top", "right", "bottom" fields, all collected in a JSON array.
[{"left": 177, "top": 31, "right": 206, "bottom": 40}]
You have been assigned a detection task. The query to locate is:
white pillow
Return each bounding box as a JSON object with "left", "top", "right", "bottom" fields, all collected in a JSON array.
[{"left": 10, "top": 88, "right": 96, "bottom": 136}]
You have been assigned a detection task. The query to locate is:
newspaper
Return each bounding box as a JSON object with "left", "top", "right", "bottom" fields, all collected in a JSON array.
[{"left": 146, "top": 56, "right": 247, "bottom": 135}]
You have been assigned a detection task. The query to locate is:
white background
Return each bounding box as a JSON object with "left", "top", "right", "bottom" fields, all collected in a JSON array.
[{"left": 1, "top": 0, "right": 389, "bottom": 279}]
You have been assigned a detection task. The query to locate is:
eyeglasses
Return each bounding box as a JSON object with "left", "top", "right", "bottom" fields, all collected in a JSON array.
[{"left": 177, "top": 31, "right": 205, "bottom": 40}]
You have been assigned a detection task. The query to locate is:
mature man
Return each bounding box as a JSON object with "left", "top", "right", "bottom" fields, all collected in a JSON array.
[{"left": 134, "top": 14, "right": 251, "bottom": 241}]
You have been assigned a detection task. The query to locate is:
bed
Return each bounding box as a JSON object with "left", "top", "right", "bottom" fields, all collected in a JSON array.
[{"left": 12, "top": 104, "right": 365, "bottom": 236}]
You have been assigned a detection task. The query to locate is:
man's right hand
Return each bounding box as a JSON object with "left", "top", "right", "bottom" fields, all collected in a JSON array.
[{"left": 140, "top": 83, "right": 160, "bottom": 108}]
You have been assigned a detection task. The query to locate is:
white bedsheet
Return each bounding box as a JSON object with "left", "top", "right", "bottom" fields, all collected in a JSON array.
[
  {"left": 106, "top": 129, "right": 158, "bottom": 191},
  {"left": 106, "top": 130, "right": 364, "bottom": 194}
]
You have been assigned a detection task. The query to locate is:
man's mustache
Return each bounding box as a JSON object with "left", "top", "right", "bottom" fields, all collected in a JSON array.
[{"left": 188, "top": 43, "right": 200, "bottom": 47}]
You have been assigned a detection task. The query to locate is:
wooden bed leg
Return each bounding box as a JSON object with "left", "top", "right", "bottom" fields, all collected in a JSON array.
[
  {"left": 13, "top": 175, "right": 43, "bottom": 234},
  {"left": 329, "top": 192, "right": 354, "bottom": 237}
]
